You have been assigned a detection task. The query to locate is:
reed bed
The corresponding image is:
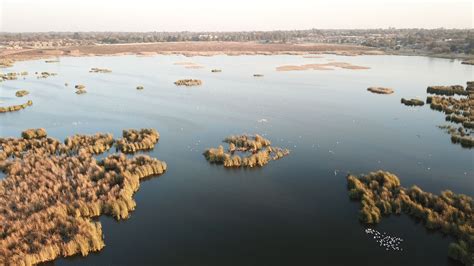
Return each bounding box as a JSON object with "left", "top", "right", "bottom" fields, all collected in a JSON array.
[{"left": 347, "top": 171, "right": 473, "bottom": 265}]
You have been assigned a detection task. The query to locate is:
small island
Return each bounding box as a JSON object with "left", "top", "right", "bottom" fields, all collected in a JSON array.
[
  {"left": 367, "top": 87, "right": 394, "bottom": 94},
  {"left": 427, "top": 81, "right": 473, "bottom": 148},
  {"left": 204, "top": 134, "right": 289, "bottom": 168},
  {"left": 116, "top": 128, "right": 159, "bottom": 153},
  {"left": 15, "top": 90, "right": 29, "bottom": 97},
  {"left": 401, "top": 98, "right": 424, "bottom": 106},
  {"left": 0, "top": 128, "right": 167, "bottom": 265},
  {"left": 0, "top": 100, "right": 33, "bottom": 113},
  {"left": 174, "top": 79, "right": 202, "bottom": 86},
  {"left": 347, "top": 171, "right": 473, "bottom": 265}
]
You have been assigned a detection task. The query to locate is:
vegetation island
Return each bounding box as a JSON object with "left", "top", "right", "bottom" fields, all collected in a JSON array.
[
  {"left": 204, "top": 134, "right": 289, "bottom": 168},
  {"left": 0, "top": 128, "right": 167, "bottom": 265},
  {"left": 347, "top": 171, "right": 473, "bottom": 265}
]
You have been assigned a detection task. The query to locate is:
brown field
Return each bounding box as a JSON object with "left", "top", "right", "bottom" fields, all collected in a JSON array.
[
  {"left": 276, "top": 62, "right": 371, "bottom": 71},
  {"left": 0, "top": 42, "right": 382, "bottom": 62}
]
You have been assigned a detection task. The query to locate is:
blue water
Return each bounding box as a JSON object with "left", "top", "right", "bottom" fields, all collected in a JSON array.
[{"left": 0, "top": 54, "right": 472, "bottom": 266}]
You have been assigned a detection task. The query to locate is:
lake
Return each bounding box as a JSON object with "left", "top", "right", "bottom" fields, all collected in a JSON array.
[{"left": 1, "top": 54, "right": 472, "bottom": 265}]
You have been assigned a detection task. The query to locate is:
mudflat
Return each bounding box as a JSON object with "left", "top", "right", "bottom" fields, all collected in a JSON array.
[{"left": 0, "top": 41, "right": 382, "bottom": 61}]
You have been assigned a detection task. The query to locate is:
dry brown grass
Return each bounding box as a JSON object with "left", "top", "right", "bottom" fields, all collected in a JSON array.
[
  {"left": 15, "top": 90, "right": 29, "bottom": 97},
  {"left": 0, "top": 72, "right": 18, "bottom": 81},
  {"left": 276, "top": 62, "right": 370, "bottom": 71},
  {"left": 0, "top": 128, "right": 167, "bottom": 265},
  {"left": 36, "top": 72, "right": 57, "bottom": 79},
  {"left": 174, "top": 79, "right": 202, "bottom": 86},
  {"left": 367, "top": 87, "right": 394, "bottom": 94},
  {"left": 401, "top": 98, "right": 424, "bottom": 106},
  {"left": 428, "top": 81, "right": 473, "bottom": 148},
  {"left": 0, "top": 42, "right": 380, "bottom": 62},
  {"left": 0, "top": 100, "right": 33, "bottom": 113},
  {"left": 116, "top": 129, "right": 159, "bottom": 153},
  {"left": 0, "top": 59, "right": 14, "bottom": 68},
  {"left": 203, "top": 134, "right": 289, "bottom": 168},
  {"left": 347, "top": 171, "right": 473, "bottom": 265},
  {"left": 427, "top": 85, "right": 468, "bottom": 96}
]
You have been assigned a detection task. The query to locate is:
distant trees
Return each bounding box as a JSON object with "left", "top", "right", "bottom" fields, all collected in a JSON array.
[{"left": 1, "top": 29, "right": 472, "bottom": 55}]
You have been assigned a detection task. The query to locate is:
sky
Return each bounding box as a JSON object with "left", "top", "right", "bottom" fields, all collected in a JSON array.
[{"left": 0, "top": 0, "right": 472, "bottom": 32}]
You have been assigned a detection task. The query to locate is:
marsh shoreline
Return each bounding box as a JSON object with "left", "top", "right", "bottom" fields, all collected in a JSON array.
[{"left": 0, "top": 41, "right": 383, "bottom": 62}]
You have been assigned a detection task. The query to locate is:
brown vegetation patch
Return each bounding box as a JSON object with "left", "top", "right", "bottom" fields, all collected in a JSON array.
[
  {"left": 174, "top": 79, "right": 202, "bottom": 86},
  {"left": 136, "top": 52, "right": 158, "bottom": 57},
  {"left": 466, "top": 81, "right": 474, "bottom": 92},
  {"left": 0, "top": 72, "right": 19, "bottom": 81},
  {"left": 0, "top": 100, "right": 33, "bottom": 113},
  {"left": 276, "top": 62, "right": 370, "bottom": 71},
  {"left": 438, "top": 125, "right": 474, "bottom": 148},
  {"left": 116, "top": 129, "right": 159, "bottom": 153},
  {"left": 21, "top": 128, "right": 47, "bottom": 140},
  {"left": 0, "top": 59, "right": 14, "bottom": 68},
  {"left": 39, "top": 50, "right": 64, "bottom": 56},
  {"left": 89, "top": 68, "right": 111, "bottom": 73},
  {"left": 0, "top": 42, "right": 380, "bottom": 62},
  {"left": 401, "top": 98, "right": 424, "bottom": 106},
  {"left": 15, "top": 90, "right": 29, "bottom": 97},
  {"left": 461, "top": 60, "right": 474, "bottom": 65},
  {"left": 427, "top": 85, "right": 469, "bottom": 96},
  {"left": 37, "top": 72, "right": 57, "bottom": 79},
  {"left": 347, "top": 171, "right": 473, "bottom": 265},
  {"left": 427, "top": 81, "right": 473, "bottom": 148},
  {"left": 203, "top": 134, "right": 289, "bottom": 168},
  {"left": 367, "top": 87, "right": 394, "bottom": 94},
  {"left": 0, "top": 128, "right": 167, "bottom": 265}
]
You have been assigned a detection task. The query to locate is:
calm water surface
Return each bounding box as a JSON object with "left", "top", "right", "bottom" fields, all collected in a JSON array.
[{"left": 0, "top": 54, "right": 472, "bottom": 266}]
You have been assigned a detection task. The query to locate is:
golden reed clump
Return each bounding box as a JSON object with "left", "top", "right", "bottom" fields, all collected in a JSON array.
[
  {"left": 0, "top": 72, "right": 25, "bottom": 81},
  {"left": 0, "top": 59, "right": 14, "bottom": 68},
  {"left": 174, "top": 79, "right": 202, "bottom": 86},
  {"left": 347, "top": 171, "right": 473, "bottom": 265},
  {"left": 64, "top": 133, "right": 114, "bottom": 154},
  {"left": 401, "top": 98, "right": 424, "bottom": 106},
  {"left": 367, "top": 87, "right": 394, "bottom": 94},
  {"left": 427, "top": 85, "right": 469, "bottom": 96},
  {"left": 203, "top": 134, "right": 290, "bottom": 168},
  {"left": 0, "top": 100, "right": 33, "bottom": 113},
  {"left": 427, "top": 81, "right": 473, "bottom": 148},
  {"left": 116, "top": 129, "right": 159, "bottom": 153},
  {"left": 37, "top": 72, "right": 57, "bottom": 79},
  {"left": 15, "top": 90, "right": 29, "bottom": 97},
  {"left": 0, "top": 128, "right": 167, "bottom": 265}
]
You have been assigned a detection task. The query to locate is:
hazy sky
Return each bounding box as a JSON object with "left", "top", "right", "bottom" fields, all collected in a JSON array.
[{"left": 0, "top": 0, "right": 472, "bottom": 32}]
